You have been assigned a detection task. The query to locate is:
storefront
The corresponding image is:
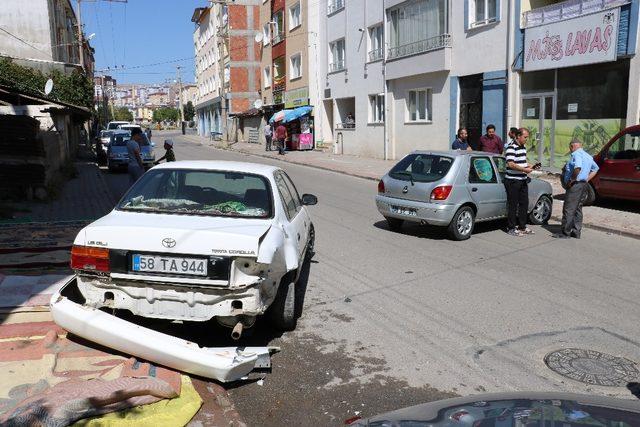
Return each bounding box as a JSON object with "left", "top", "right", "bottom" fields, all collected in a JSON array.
[
  {"left": 519, "top": 5, "right": 634, "bottom": 169},
  {"left": 269, "top": 105, "right": 314, "bottom": 151}
]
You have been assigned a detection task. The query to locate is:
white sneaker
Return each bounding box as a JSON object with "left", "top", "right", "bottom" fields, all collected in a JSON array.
[
  {"left": 521, "top": 227, "right": 535, "bottom": 235},
  {"left": 508, "top": 228, "right": 524, "bottom": 237}
]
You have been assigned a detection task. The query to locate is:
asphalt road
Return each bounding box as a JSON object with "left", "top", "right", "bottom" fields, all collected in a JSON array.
[{"left": 102, "top": 131, "right": 640, "bottom": 425}]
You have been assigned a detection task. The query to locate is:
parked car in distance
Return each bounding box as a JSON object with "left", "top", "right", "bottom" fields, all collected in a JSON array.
[
  {"left": 106, "top": 120, "right": 130, "bottom": 130},
  {"left": 106, "top": 130, "right": 155, "bottom": 171},
  {"left": 95, "top": 130, "right": 113, "bottom": 165},
  {"left": 580, "top": 124, "right": 640, "bottom": 205},
  {"left": 68, "top": 161, "right": 317, "bottom": 336},
  {"left": 376, "top": 151, "right": 553, "bottom": 240}
]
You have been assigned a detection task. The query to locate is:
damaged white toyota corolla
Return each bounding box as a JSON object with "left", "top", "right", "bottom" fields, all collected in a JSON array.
[{"left": 51, "top": 161, "right": 316, "bottom": 380}]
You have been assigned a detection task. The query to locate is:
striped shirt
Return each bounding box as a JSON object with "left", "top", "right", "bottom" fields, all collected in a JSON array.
[{"left": 505, "top": 142, "right": 528, "bottom": 180}]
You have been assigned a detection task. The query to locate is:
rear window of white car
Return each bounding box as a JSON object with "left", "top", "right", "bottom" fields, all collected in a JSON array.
[
  {"left": 111, "top": 133, "right": 150, "bottom": 147},
  {"left": 118, "top": 169, "right": 273, "bottom": 218},
  {"left": 389, "top": 154, "right": 454, "bottom": 183}
]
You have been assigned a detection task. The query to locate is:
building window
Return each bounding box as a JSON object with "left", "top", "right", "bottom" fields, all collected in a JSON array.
[
  {"left": 388, "top": 0, "right": 449, "bottom": 60},
  {"left": 272, "top": 10, "right": 284, "bottom": 44},
  {"left": 407, "top": 89, "right": 432, "bottom": 122},
  {"left": 289, "top": 2, "right": 301, "bottom": 30},
  {"left": 368, "top": 24, "right": 384, "bottom": 62},
  {"left": 290, "top": 53, "right": 302, "bottom": 80},
  {"left": 329, "top": 39, "right": 345, "bottom": 72},
  {"left": 327, "top": 0, "right": 345, "bottom": 15},
  {"left": 263, "top": 22, "right": 271, "bottom": 45},
  {"left": 468, "top": 0, "right": 497, "bottom": 28},
  {"left": 369, "top": 94, "right": 385, "bottom": 123},
  {"left": 264, "top": 66, "right": 272, "bottom": 88}
]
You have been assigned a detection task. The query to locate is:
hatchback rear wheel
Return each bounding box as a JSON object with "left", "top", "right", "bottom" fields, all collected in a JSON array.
[{"left": 447, "top": 206, "right": 475, "bottom": 240}]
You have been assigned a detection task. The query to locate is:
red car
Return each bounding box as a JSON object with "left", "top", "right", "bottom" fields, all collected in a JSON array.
[{"left": 583, "top": 125, "right": 640, "bottom": 205}]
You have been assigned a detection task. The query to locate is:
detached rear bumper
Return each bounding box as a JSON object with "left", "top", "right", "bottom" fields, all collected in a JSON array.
[{"left": 50, "top": 276, "right": 276, "bottom": 383}]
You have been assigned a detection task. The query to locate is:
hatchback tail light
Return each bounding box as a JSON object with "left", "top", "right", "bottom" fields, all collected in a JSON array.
[
  {"left": 71, "top": 245, "right": 110, "bottom": 272},
  {"left": 430, "top": 185, "right": 453, "bottom": 200},
  {"left": 377, "top": 179, "right": 385, "bottom": 194}
]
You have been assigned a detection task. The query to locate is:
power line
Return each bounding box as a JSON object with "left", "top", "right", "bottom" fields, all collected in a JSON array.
[
  {"left": 95, "top": 56, "right": 195, "bottom": 73},
  {"left": 0, "top": 26, "right": 50, "bottom": 55}
]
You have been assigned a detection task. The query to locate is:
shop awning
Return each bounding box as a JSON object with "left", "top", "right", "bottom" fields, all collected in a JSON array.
[{"left": 269, "top": 106, "right": 312, "bottom": 124}]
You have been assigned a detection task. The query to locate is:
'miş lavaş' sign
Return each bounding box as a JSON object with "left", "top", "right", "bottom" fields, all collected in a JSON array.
[{"left": 524, "top": 8, "right": 619, "bottom": 72}]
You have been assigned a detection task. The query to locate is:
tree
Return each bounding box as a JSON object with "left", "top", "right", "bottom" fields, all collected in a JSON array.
[
  {"left": 183, "top": 101, "right": 195, "bottom": 122},
  {"left": 113, "top": 107, "right": 133, "bottom": 122},
  {"left": 96, "top": 105, "right": 113, "bottom": 127},
  {"left": 153, "top": 107, "right": 180, "bottom": 123}
]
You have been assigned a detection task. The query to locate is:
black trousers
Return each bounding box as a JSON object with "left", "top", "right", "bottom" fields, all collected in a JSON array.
[{"left": 505, "top": 178, "right": 529, "bottom": 230}]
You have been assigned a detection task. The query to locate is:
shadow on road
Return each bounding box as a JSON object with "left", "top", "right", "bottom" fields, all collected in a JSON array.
[{"left": 373, "top": 219, "right": 506, "bottom": 240}]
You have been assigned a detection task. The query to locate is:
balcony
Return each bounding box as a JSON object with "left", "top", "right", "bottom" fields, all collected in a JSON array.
[
  {"left": 522, "top": 0, "right": 629, "bottom": 28},
  {"left": 328, "top": 60, "right": 346, "bottom": 73},
  {"left": 368, "top": 48, "right": 383, "bottom": 62},
  {"left": 272, "top": 31, "right": 285, "bottom": 45},
  {"left": 388, "top": 34, "right": 451, "bottom": 60},
  {"left": 327, "top": 0, "right": 345, "bottom": 15}
]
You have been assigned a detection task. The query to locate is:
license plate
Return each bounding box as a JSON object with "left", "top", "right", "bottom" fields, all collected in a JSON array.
[
  {"left": 391, "top": 205, "right": 417, "bottom": 216},
  {"left": 131, "top": 254, "right": 208, "bottom": 276}
]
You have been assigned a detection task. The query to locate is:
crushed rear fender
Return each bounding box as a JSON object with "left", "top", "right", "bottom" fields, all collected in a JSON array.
[{"left": 50, "top": 276, "right": 277, "bottom": 383}]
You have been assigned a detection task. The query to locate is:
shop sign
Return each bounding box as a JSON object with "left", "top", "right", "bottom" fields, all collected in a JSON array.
[
  {"left": 524, "top": 8, "right": 619, "bottom": 72},
  {"left": 284, "top": 87, "right": 309, "bottom": 108},
  {"left": 567, "top": 103, "right": 578, "bottom": 113}
]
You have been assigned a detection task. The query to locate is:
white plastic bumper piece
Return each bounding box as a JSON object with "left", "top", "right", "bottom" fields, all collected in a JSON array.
[{"left": 50, "top": 276, "right": 276, "bottom": 383}]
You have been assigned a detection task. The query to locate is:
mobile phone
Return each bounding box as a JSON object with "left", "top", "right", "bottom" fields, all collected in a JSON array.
[{"left": 532, "top": 162, "right": 542, "bottom": 170}]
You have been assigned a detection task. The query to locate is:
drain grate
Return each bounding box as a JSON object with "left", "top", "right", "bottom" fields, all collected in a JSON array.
[{"left": 544, "top": 348, "right": 640, "bottom": 387}]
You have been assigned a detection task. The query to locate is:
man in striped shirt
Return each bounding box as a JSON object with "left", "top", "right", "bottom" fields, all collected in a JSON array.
[{"left": 504, "top": 128, "right": 535, "bottom": 236}]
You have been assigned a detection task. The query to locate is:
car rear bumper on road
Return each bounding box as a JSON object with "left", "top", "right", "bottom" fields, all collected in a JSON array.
[
  {"left": 50, "top": 275, "right": 277, "bottom": 383},
  {"left": 375, "top": 195, "right": 458, "bottom": 226}
]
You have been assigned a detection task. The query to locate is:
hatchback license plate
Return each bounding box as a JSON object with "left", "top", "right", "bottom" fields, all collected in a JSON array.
[
  {"left": 391, "top": 205, "right": 417, "bottom": 216},
  {"left": 132, "top": 254, "right": 208, "bottom": 276}
]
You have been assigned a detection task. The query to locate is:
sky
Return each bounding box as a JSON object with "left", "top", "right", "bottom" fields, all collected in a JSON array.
[{"left": 83, "top": 0, "right": 205, "bottom": 85}]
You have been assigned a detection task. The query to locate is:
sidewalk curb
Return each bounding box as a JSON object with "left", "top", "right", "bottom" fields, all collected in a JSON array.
[{"left": 180, "top": 134, "right": 640, "bottom": 241}]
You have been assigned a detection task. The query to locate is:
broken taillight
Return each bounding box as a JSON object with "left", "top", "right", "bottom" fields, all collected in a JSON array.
[
  {"left": 70, "top": 245, "right": 110, "bottom": 272},
  {"left": 430, "top": 185, "right": 453, "bottom": 201},
  {"left": 377, "top": 179, "right": 385, "bottom": 193}
]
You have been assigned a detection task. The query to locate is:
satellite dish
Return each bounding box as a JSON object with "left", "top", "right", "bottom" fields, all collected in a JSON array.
[
  {"left": 254, "top": 32, "right": 264, "bottom": 43},
  {"left": 253, "top": 99, "right": 263, "bottom": 109},
  {"left": 44, "top": 79, "right": 54, "bottom": 95}
]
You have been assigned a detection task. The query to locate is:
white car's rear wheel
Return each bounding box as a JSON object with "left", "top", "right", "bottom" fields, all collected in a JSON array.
[{"left": 268, "top": 274, "right": 297, "bottom": 331}]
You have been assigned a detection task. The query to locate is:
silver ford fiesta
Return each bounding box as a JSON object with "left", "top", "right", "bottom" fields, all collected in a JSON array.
[{"left": 375, "top": 150, "right": 553, "bottom": 240}]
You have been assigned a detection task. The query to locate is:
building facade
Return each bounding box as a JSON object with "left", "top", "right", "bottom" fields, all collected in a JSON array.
[
  {"left": 192, "top": 1, "right": 262, "bottom": 139},
  {"left": 0, "top": 0, "right": 94, "bottom": 76},
  {"left": 316, "top": 0, "right": 639, "bottom": 165}
]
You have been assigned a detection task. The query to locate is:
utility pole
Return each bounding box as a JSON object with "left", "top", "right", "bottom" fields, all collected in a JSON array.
[
  {"left": 176, "top": 65, "right": 184, "bottom": 121},
  {"left": 77, "top": 0, "right": 84, "bottom": 70}
]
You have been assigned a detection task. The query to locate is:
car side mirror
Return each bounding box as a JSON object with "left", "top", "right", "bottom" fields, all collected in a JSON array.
[{"left": 301, "top": 194, "right": 318, "bottom": 206}]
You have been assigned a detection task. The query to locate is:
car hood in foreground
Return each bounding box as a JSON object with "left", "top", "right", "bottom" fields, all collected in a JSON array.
[
  {"left": 350, "top": 391, "right": 640, "bottom": 426},
  {"left": 76, "top": 210, "right": 273, "bottom": 257}
]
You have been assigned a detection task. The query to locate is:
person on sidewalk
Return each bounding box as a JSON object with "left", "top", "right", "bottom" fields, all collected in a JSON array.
[
  {"left": 275, "top": 122, "right": 288, "bottom": 155},
  {"left": 451, "top": 128, "right": 472, "bottom": 151},
  {"left": 553, "top": 139, "right": 599, "bottom": 239},
  {"left": 505, "top": 127, "right": 519, "bottom": 151},
  {"left": 479, "top": 124, "right": 503, "bottom": 154},
  {"left": 154, "top": 139, "right": 176, "bottom": 164},
  {"left": 127, "top": 128, "right": 145, "bottom": 186},
  {"left": 504, "top": 128, "right": 535, "bottom": 236},
  {"left": 264, "top": 123, "right": 273, "bottom": 152}
]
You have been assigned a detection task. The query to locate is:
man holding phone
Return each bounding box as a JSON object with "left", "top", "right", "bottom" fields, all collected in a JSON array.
[{"left": 504, "top": 128, "right": 538, "bottom": 236}]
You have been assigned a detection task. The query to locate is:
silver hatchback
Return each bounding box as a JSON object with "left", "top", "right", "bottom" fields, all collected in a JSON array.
[{"left": 375, "top": 151, "right": 553, "bottom": 240}]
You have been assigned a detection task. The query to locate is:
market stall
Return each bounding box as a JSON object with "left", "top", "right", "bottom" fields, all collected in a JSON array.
[{"left": 269, "top": 106, "right": 314, "bottom": 151}]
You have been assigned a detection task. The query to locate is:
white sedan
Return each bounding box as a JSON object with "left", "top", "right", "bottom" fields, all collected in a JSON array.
[{"left": 55, "top": 160, "right": 316, "bottom": 337}]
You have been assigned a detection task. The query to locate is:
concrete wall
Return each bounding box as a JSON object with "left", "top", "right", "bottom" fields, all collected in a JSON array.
[
  {"left": 285, "top": 0, "right": 309, "bottom": 92},
  {"left": 0, "top": 0, "right": 53, "bottom": 62}
]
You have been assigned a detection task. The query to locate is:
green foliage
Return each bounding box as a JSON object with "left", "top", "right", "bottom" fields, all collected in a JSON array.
[
  {"left": 183, "top": 101, "right": 195, "bottom": 121},
  {"left": 0, "top": 58, "right": 93, "bottom": 109},
  {"left": 113, "top": 106, "right": 133, "bottom": 122},
  {"left": 153, "top": 107, "right": 180, "bottom": 123},
  {"left": 96, "top": 105, "right": 113, "bottom": 125}
]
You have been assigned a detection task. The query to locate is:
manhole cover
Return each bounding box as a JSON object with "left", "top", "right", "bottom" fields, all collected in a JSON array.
[{"left": 544, "top": 348, "right": 640, "bottom": 386}]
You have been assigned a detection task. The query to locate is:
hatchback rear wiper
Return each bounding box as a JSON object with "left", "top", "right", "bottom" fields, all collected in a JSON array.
[{"left": 393, "top": 171, "right": 414, "bottom": 185}]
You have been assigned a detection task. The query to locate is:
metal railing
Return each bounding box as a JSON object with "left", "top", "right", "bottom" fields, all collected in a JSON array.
[
  {"left": 368, "top": 48, "right": 383, "bottom": 62},
  {"left": 272, "top": 31, "right": 285, "bottom": 45},
  {"left": 327, "top": 0, "right": 345, "bottom": 15},
  {"left": 328, "top": 60, "right": 346, "bottom": 73},
  {"left": 522, "top": 0, "right": 629, "bottom": 28},
  {"left": 387, "top": 34, "right": 451, "bottom": 60}
]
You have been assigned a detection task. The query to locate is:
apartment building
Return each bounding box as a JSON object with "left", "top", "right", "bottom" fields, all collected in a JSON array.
[
  {"left": 258, "top": 0, "right": 320, "bottom": 145},
  {"left": 192, "top": 1, "right": 262, "bottom": 139},
  {"left": 318, "top": 0, "right": 639, "bottom": 165}
]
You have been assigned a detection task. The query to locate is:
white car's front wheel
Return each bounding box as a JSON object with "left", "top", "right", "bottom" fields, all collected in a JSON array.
[{"left": 268, "top": 274, "right": 297, "bottom": 331}]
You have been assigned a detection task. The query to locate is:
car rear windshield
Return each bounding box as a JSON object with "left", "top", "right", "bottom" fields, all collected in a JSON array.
[
  {"left": 111, "top": 133, "right": 150, "bottom": 147},
  {"left": 389, "top": 154, "right": 454, "bottom": 183},
  {"left": 100, "top": 130, "right": 113, "bottom": 138},
  {"left": 118, "top": 169, "right": 273, "bottom": 218}
]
